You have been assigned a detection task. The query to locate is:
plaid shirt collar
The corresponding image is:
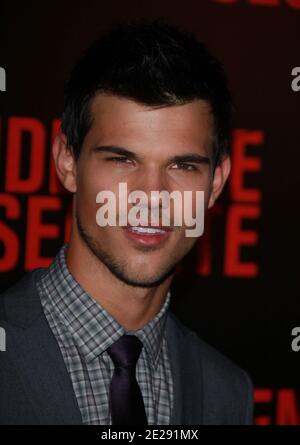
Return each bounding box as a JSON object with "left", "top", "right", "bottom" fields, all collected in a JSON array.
[{"left": 40, "top": 244, "right": 171, "bottom": 368}]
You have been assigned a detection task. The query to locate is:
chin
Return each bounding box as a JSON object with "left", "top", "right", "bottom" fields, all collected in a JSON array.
[
  {"left": 124, "top": 277, "right": 167, "bottom": 288},
  {"left": 125, "top": 265, "right": 175, "bottom": 287}
]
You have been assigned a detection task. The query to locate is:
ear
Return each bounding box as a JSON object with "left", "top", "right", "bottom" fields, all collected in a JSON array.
[
  {"left": 208, "top": 155, "right": 231, "bottom": 208},
  {"left": 52, "top": 133, "right": 77, "bottom": 193}
]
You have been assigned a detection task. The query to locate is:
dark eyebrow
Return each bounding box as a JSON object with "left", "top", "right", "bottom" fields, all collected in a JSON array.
[
  {"left": 169, "top": 153, "right": 211, "bottom": 165},
  {"left": 92, "top": 145, "right": 211, "bottom": 165},
  {"left": 92, "top": 145, "right": 140, "bottom": 161}
]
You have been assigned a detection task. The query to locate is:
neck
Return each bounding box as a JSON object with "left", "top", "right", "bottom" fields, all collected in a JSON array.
[{"left": 65, "top": 232, "right": 173, "bottom": 332}]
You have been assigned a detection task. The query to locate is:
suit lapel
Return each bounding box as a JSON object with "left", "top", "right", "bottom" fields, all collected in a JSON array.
[
  {"left": 166, "top": 313, "right": 204, "bottom": 425},
  {"left": 7, "top": 315, "right": 82, "bottom": 425},
  {"left": 4, "top": 269, "right": 82, "bottom": 425}
]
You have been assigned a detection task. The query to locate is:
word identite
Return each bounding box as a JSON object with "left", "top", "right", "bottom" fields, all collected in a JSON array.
[{"left": 214, "top": 0, "right": 300, "bottom": 9}]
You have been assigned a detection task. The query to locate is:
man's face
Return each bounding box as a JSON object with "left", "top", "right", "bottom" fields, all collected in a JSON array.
[{"left": 67, "top": 94, "right": 228, "bottom": 287}]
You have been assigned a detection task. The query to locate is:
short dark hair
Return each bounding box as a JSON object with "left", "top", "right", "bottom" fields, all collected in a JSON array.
[{"left": 61, "top": 19, "right": 232, "bottom": 168}]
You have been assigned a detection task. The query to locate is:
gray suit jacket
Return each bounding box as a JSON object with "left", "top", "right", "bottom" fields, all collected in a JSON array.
[{"left": 0, "top": 268, "right": 254, "bottom": 425}]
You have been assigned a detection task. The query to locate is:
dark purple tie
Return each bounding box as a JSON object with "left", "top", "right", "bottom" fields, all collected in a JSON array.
[{"left": 107, "top": 334, "right": 148, "bottom": 425}]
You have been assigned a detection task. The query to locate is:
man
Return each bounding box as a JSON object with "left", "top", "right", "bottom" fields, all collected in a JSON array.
[{"left": 0, "top": 20, "right": 254, "bottom": 425}]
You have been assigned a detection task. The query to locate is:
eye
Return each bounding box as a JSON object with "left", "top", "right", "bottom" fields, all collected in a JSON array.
[
  {"left": 106, "top": 156, "right": 132, "bottom": 164},
  {"left": 171, "top": 162, "right": 198, "bottom": 172}
]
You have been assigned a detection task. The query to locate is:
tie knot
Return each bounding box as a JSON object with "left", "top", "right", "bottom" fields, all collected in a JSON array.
[{"left": 107, "top": 335, "right": 143, "bottom": 368}]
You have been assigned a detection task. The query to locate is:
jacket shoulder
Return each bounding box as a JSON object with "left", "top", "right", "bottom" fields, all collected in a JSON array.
[
  {"left": 167, "top": 312, "right": 254, "bottom": 424},
  {"left": 0, "top": 269, "right": 47, "bottom": 326}
]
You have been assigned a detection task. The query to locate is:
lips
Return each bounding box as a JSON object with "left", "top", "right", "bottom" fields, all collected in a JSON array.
[{"left": 123, "top": 224, "right": 173, "bottom": 247}]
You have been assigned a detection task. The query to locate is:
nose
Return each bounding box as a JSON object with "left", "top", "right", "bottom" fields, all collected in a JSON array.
[{"left": 133, "top": 166, "right": 169, "bottom": 207}]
